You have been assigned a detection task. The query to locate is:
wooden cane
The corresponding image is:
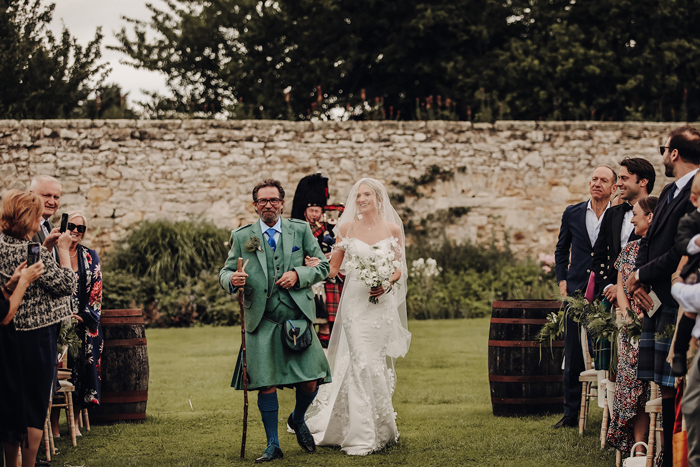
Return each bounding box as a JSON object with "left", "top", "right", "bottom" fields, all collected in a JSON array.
[{"left": 237, "top": 257, "right": 249, "bottom": 459}]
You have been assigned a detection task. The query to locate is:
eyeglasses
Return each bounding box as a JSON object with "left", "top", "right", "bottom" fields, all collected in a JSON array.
[
  {"left": 255, "top": 198, "right": 282, "bottom": 207},
  {"left": 67, "top": 223, "right": 86, "bottom": 233},
  {"left": 660, "top": 146, "right": 671, "bottom": 156}
]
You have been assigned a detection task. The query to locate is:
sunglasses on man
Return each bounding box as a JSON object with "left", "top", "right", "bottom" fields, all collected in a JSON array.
[
  {"left": 67, "top": 223, "right": 86, "bottom": 233},
  {"left": 659, "top": 146, "right": 671, "bottom": 156}
]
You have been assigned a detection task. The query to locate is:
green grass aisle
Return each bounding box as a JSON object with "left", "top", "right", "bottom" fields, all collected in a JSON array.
[{"left": 52, "top": 319, "right": 616, "bottom": 466}]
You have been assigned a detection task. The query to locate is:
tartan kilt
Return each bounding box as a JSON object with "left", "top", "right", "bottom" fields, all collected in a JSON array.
[
  {"left": 637, "top": 303, "right": 678, "bottom": 387},
  {"left": 324, "top": 273, "right": 344, "bottom": 322}
]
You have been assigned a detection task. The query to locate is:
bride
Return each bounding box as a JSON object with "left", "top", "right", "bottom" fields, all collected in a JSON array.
[{"left": 296, "top": 178, "right": 412, "bottom": 455}]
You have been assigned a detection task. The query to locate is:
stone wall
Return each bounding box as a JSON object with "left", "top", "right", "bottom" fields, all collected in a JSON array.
[{"left": 0, "top": 119, "right": 682, "bottom": 257}]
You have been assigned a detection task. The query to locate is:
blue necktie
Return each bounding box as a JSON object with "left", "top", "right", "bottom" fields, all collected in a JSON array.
[
  {"left": 668, "top": 183, "right": 677, "bottom": 204},
  {"left": 266, "top": 228, "right": 277, "bottom": 251}
]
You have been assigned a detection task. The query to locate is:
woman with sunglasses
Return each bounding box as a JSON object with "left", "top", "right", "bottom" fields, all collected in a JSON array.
[{"left": 51, "top": 210, "right": 103, "bottom": 437}]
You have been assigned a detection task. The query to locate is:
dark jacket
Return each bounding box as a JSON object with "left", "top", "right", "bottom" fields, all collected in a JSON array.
[
  {"left": 592, "top": 202, "right": 640, "bottom": 296},
  {"left": 675, "top": 209, "right": 700, "bottom": 281},
  {"left": 636, "top": 177, "right": 697, "bottom": 305},
  {"left": 555, "top": 201, "right": 594, "bottom": 295}
]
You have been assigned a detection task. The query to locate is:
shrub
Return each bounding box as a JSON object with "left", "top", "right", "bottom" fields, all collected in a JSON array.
[
  {"left": 406, "top": 239, "right": 557, "bottom": 319},
  {"left": 102, "top": 220, "right": 237, "bottom": 327}
]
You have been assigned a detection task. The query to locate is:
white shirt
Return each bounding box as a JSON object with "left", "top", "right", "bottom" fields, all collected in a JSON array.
[
  {"left": 673, "top": 168, "right": 699, "bottom": 198},
  {"left": 671, "top": 282, "right": 700, "bottom": 338},
  {"left": 260, "top": 218, "right": 282, "bottom": 247},
  {"left": 620, "top": 208, "right": 635, "bottom": 250},
  {"left": 586, "top": 200, "right": 610, "bottom": 247}
]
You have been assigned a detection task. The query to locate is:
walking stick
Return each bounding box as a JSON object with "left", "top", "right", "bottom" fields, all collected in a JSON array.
[{"left": 237, "top": 257, "right": 249, "bottom": 459}]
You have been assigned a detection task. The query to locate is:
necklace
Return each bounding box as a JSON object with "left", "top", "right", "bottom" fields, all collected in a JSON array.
[{"left": 70, "top": 250, "right": 78, "bottom": 258}]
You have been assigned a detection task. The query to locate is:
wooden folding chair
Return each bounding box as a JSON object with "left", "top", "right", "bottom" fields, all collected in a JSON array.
[{"left": 644, "top": 383, "right": 662, "bottom": 467}]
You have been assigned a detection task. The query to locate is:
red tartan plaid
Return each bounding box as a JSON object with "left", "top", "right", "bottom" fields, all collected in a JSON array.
[
  {"left": 310, "top": 221, "right": 326, "bottom": 239},
  {"left": 324, "top": 274, "right": 344, "bottom": 321}
]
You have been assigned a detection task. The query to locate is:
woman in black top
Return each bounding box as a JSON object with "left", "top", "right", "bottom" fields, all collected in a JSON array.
[{"left": 1, "top": 260, "right": 44, "bottom": 464}]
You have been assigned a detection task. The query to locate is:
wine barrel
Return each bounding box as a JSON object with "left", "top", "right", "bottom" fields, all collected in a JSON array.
[
  {"left": 91, "top": 309, "right": 149, "bottom": 423},
  {"left": 489, "top": 300, "right": 564, "bottom": 417}
]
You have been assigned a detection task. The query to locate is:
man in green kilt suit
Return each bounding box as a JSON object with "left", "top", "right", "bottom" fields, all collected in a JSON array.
[{"left": 220, "top": 179, "right": 331, "bottom": 463}]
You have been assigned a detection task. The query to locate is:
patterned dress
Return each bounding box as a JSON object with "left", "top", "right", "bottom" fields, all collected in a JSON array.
[
  {"left": 606, "top": 239, "right": 651, "bottom": 452},
  {"left": 69, "top": 245, "right": 103, "bottom": 407}
]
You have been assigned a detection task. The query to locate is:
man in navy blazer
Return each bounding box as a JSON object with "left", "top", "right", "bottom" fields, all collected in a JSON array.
[
  {"left": 552, "top": 166, "right": 616, "bottom": 428},
  {"left": 626, "top": 126, "right": 700, "bottom": 466}
]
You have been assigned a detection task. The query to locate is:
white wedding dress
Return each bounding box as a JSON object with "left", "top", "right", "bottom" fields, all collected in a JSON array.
[{"left": 303, "top": 237, "right": 411, "bottom": 455}]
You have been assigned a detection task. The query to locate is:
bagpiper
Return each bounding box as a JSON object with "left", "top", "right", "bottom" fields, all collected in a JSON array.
[{"left": 291, "top": 173, "right": 344, "bottom": 348}]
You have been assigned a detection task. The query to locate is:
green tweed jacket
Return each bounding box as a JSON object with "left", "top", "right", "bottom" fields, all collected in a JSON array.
[{"left": 219, "top": 218, "right": 330, "bottom": 332}]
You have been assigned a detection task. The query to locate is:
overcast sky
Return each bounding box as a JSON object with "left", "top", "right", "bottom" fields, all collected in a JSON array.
[{"left": 51, "top": 0, "right": 170, "bottom": 111}]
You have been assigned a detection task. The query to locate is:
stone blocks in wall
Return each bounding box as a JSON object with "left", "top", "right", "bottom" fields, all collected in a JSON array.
[{"left": 0, "top": 119, "right": 678, "bottom": 256}]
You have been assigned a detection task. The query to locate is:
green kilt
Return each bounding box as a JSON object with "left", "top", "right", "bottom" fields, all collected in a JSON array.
[{"left": 232, "top": 303, "right": 331, "bottom": 390}]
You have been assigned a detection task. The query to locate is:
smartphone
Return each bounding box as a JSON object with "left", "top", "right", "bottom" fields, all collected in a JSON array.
[
  {"left": 59, "top": 213, "right": 69, "bottom": 233},
  {"left": 27, "top": 242, "right": 41, "bottom": 266}
]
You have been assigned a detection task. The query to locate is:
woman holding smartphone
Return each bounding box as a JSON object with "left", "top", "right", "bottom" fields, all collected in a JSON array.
[
  {"left": 51, "top": 210, "right": 103, "bottom": 438},
  {"left": 0, "top": 190, "right": 75, "bottom": 467}
]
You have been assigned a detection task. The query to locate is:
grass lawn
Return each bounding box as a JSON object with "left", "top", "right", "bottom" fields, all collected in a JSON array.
[{"left": 50, "top": 318, "right": 616, "bottom": 466}]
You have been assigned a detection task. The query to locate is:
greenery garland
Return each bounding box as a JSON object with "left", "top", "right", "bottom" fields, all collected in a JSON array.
[
  {"left": 57, "top": 319, "right": 81, "bottom": 359},
  {"left": 536, "top": 293, "right": 619, "bottom": 373}
]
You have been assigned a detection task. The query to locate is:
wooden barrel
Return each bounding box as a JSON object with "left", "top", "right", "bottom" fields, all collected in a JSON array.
[
  {"left": 91, "top": 309, "right": 149, "bottom": 423},
  {"left": 488, "top": 300, "right": 564, "bottom": 417}
]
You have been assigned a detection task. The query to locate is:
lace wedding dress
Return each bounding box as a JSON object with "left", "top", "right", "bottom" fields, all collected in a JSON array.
[{"left": 303, "top": 236, "right": 411, "bottom": 455}]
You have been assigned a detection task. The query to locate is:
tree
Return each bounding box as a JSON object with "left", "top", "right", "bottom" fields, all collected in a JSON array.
[
  {"left": 113, "top": 0, "right": 700, "bottom": 121},
  {"left": 0, "top": 0, "right": 107, "bottom": 119},
  {"left": 70, "top": 83, "right": 139, "bottom": 119},
  {"left": 112, "top": 0, "right": 511, "bottom": 120}
]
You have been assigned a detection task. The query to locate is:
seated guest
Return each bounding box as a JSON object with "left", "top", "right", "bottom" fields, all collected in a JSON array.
[
  {"left": 1, "top": 261, "right": 44, "bottom": 465},
  {"left": 51, "top": 211, "right": 103, "bottom": 437},
  {"left": 606, "top": 196, "right": 657, "bottom": 456},
  {"left": 0, "top": 190, "right": 75, "bottom": 467}
]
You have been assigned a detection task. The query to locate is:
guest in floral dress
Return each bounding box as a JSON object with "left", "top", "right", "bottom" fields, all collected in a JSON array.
[
  {"left": 607, "top": 196, "right": 657, "bottom": 454},
  {"left": 51, "top": 210, "right": 103, "bottom": 437}
]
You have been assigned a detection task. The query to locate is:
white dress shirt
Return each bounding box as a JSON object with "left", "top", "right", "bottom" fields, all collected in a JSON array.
[
  {"left": 673, "top": 168, "right": 700, "bottom": 198},
  {"left": 586, "top": 200, "right": 610, "bottom": 247},
  {"left": 620, "top": 208, "right": 635, "bottom": 250}
]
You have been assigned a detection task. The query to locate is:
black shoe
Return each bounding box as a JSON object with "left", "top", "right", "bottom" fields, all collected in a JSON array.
[
  {"left": 550, "top": 415, "right": 578, "bottom": 429},
  {"left": 254, "top": 445, "right": 283, "bottom": 463},
  {"left": 35, "top": 461, "right": 51, "bottom": 467},
  {"left": 671, "top": 354, "right": 688, "bottom": 376},
  {"left": 287, "top": 413, "right": 316, "bottom": 453}
]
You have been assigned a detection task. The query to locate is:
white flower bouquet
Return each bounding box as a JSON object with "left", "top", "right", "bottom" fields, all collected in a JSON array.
[{"left": 345, "top": 241, "right": 401, "bottom": 304}]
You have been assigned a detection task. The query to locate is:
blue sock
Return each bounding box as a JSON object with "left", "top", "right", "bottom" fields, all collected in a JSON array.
[
  {"left": 292, "top": 387, "right": 318, "bottom": 425},
  {"left": 257, "top": 392, "right": 279, "bottom": 448}
]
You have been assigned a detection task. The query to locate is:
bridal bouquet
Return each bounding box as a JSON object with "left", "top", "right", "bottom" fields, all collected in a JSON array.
[{"left": 345, "top": 245, "right": 401, "bottom": 304}]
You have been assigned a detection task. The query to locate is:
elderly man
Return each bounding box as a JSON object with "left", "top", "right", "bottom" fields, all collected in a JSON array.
[
  {"left": 220, "top": 179, "right": 331, "bottom": 463},
  {"left": 29, "top": 175, "right": 62, "bottom": 258},
  {"left": 552, "top": 165, "right": 616, "bottom": 428},
  {"left": 626, "top": 126, "right": 700, "bottom": 467}
]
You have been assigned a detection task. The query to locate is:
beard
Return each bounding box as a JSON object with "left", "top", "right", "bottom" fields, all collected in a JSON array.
[
  {"left": 259, "top": 210, "right": 280, "bottom": 224},
  {"left": 664, "top": 161, "right": 674, "bottom": 177}
]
